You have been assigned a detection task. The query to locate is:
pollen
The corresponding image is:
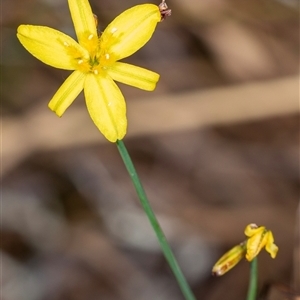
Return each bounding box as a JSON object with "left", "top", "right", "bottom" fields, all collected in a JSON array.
[
  {"left": 88, "top": 34, "right": 94, "bottom": 40},
  {"left": 111, "top": 27, "right": 117, "bottom": 34},
  {"left": 93, "top": 69, "right": 99, "bottom": 75},
  {"left": 105, "top": 53, "right": 110, "bottom": 60}
]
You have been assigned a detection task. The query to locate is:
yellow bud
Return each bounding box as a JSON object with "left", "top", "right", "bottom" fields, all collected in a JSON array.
[{"left": 212, "top": 243, "right": 246, "bottom": 276}]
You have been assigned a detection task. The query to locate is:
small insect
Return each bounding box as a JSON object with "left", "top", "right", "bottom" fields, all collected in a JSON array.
[{"left": 159, "top": 0, "right": 171, "bottom": 21}]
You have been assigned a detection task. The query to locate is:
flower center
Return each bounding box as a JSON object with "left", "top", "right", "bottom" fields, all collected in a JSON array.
[{"left": 65, "top": 32, "right": 116, "bottom": 75}]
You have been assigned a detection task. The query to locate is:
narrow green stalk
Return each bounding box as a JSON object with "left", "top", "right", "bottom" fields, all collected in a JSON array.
[
  {"left": 116, "top": 139, "right": 196, "bottom": 300},
  {"left": 246, "top": 257, "right": 258, "bottom": 300}
]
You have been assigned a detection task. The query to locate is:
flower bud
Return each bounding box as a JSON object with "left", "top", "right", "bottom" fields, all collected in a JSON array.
[{"left": 212, "top": 243, "right": 246, "bottom": 276}]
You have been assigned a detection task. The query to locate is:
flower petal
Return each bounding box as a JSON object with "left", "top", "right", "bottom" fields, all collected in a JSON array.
[
  {"left": 265, "top": 231, "right": 279, "bottom": 258},
  {"left": 107, "top": 62, "right": 160, "bottom": 91},
  {"left": 245, "top": 228, "right": 267, "bottom": 261},
  {"left": 17, "top": 25, "right": 87, "bottom": 70},
  {"left": 68, "top": 0, "right": 97, "bottom": 44},
  {"left": 48, "top": 70, "right": 85, "bottom": 116},
  {"left": 101, "top": 4, "right": 160, "bottom": 60},
  {"left": 84, "top": 73, "right": 127, "bottom": 142},
  {"left": 244, "top": 223, "right": 264, "bottom": 238}
]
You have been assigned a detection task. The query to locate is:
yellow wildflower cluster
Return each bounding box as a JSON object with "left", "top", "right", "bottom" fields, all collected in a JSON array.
[{"left": 212, "top": 224, "right": 278, "bottom": 276}]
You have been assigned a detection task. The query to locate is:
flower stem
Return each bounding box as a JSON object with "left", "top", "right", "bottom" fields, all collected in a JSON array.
[
  {"left": 246, "top": 257, "right": 258, "bottom": 300},
  {"left": 116, "top": 139, "right": 196, "bottom": 300}
]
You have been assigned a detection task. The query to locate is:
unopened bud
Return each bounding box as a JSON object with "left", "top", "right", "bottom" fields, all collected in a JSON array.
[{"left": 212, "top": 243, "right": 246, "bottom": 276}]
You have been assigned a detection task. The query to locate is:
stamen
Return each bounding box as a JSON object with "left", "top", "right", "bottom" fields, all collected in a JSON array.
[
  {"left": 94, "top": 70, "right": 99, "bottom": 75},
  {"left": 105, "top": 53, "right": 110, "bottom": 60},
  {"left": 78, "top": 59, "right": 83, "bottom": 64},
  {"left": 88, "top": 34, "right": 94, "bottom": 40}
]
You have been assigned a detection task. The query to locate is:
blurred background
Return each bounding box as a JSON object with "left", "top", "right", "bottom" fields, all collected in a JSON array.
[{"left": 2, "top": 0, "right": 299, "bottom": 299}]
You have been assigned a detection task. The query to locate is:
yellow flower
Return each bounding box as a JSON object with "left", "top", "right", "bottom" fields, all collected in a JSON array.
[
  {"left": 212, "top": 223, "right": 278, "bottom": 276},
  {"left": 17, "top": 0, "right": 161, "bottom": 142},
  {"left": 212, "top": 243, "right": 246, "bottom": 276},
  {"left": 244, "top": 223, "right": 279, "bottom": 261}
]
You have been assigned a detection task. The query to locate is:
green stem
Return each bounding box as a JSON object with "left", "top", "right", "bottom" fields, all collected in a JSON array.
[
  {"left": 246, "top": 257, "right": 258, "bottom": 300},
  {"left": 116, "top": 139, "right": 196, "bottom": 300}
]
